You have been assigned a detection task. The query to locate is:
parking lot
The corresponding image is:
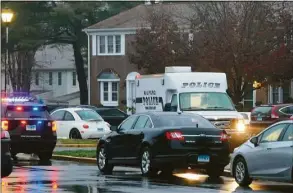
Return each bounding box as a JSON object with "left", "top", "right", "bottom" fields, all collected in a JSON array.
[{"left": 2, "top": 156, "right": 293, "bottom": 193}]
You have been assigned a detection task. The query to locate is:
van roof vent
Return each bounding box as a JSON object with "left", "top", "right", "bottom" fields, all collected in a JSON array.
[{"left": 165, "top": 66, "right": 192, "bottom": 73}]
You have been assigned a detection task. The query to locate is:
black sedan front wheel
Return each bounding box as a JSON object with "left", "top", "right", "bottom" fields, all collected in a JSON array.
[
  {"left": 140, "top": 147, "right": 157, "bottom": 177},
  {"left": 97, "top": 145, "right": 113, "bottom": 174},
  {"left": 1, "top": 155, "right": 13, "bottom": 178}
]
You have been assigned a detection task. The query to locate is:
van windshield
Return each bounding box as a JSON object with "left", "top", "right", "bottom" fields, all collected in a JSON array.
[{"left": 179, "top": 92, "right": 235, "bottom": 111}]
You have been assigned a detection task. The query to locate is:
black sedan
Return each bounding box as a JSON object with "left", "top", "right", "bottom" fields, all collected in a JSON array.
[
  {"left": 1, "top": 129, "right": 13, "bottom": 178},
  {"left": 96, "top": 112, "right": 230, "bottom": 177},
  {"left": 77, "top": 105, "right": 128, "bottom": 128}
]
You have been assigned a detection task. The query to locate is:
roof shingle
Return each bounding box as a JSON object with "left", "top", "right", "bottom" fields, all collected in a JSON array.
[{"left": 86, "top": 3, "right": 194, "bottom": 30}]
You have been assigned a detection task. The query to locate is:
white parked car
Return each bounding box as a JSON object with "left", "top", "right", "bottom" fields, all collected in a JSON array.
[
  {"left": 230, "top": 120, "right": 293, "bottom": 186},
  {"left": 50, "top": 107, "right": 111, "bottom": 139}
]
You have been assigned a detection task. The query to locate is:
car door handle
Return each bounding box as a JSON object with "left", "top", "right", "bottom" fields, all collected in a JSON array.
[{"left": 267, "top": 148, "right": 272, "bottom": 150}]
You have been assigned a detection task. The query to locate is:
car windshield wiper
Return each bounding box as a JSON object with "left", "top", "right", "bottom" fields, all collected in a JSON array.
[{"left": 206, "top": 106, "right": 234, "bottom": 111}]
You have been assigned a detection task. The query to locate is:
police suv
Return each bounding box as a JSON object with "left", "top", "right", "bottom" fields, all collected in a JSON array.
[{"left": 1, "top": 93, "right": 57, "bottom": 161}]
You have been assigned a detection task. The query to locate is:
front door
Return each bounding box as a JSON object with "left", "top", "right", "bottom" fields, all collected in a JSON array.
[
  {"left": 109, "top": 115, "right": 138, "bottom": 160},
  {"left": 246, "top": 123, "right": 289, "bottom": 178},
  {"left": 127, "top": 115, "right": 151, "bottom": 159}
]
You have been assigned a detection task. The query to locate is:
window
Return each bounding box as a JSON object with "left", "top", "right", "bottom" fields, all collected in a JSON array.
[
  {"left": 58, "top": 72, "right": 62, "bottom": 85},
  {"left": 260, "top": 123, "right": 288, "bottom": 143},
  {"left": 112, "top": 82, "right": 118, "bottom": 101},
  {"left": 97, "top": 71, "right": 120, "bottom": 106},
  {"left": 103, "top": 82, "right": 109, "bottom": 101},
  {"left": 35, "top": 72, "right": 39, "bottom": 86},
  {"left": 51, "top": 110, "right": 65, "bottom": 120},
  {"left": 145, "top": 119, "right": 153, "bottom": 128},
  {"left": 72, "top": 72, "right": 76, "bottom": 86},
  {"left": 6, "top": 106, "right": 50, "bottom": 119},
  {"left": 133, "top": 116, "right": 149, "bottom": 129},
  {"left": 97, "top": 35, "right": 123, "bottom": 55},
  {"left": 170, "top": 94, "right": 178, "bottom": 111},
  {"left": 179, "top": 92, "right": 235, "bottom": 111},
  {"left": 49, "top": 72, "right": 53, "bottom": 85},
  {"left": 64, "top": 111, "right": 75, "bottom": 121},
  {"left": 75, "top": 110, "right": 103, "bottom": 121},
  {"left": 119, "top": 116, "right": 137, "bottom": 131},
  {"left": 282, "top": 124, "right": 293, "bottom": 141},
  {"left": 99, "top": 36, "right": 106, "bottom": 53},
  {"left": 100, "top": 81, "right": 119, "bottom": 106},
  {"left": 280, "top": 105, "right": 293, "bottom": 115}
]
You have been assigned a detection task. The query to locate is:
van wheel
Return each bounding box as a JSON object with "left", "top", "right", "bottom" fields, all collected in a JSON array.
[
  {"left": 233, "top": 157, "right": 252, "bottom": 186},
  {"left": 140, "top": 147, "right": 158, "bottom": 177},
  {"left": 69, "top": 128, "right": 82, "bottom": 139},
  {"left": 97, "top": 145, "right": 113, "bottom": 174}
]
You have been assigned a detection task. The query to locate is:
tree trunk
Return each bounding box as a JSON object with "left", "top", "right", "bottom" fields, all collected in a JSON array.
[{"left": 72, "top": 42, "right": 88, "bottom": 104}]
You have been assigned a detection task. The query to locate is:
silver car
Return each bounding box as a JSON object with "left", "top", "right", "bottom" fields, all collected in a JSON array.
[{"left": 230, "top": 120, "right": 293, "bottom": 186}]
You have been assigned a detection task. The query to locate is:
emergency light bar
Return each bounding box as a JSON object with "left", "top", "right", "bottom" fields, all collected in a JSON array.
[{"left": 1, "top": 92, "right": 44, "bottom": 104}]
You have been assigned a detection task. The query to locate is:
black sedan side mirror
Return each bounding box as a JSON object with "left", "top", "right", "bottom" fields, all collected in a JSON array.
[
  {"left": 110, "top": 125, "right": 117, "bottom": 131},
  {"left": 250, "top": 136, "right": 258, "bottom": 147}
]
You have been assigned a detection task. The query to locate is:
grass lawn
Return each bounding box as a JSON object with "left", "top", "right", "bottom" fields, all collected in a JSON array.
[
  {"left": 57, "top": 139, "right": 98, "bottom": 144},
  {"left": 54, "top": 150, "right": 96, "bottom": 158}
]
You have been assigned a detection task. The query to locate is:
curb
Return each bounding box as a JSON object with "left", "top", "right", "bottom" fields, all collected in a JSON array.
[
  {"left": 52, "top": 155, "right": 96, "bottom": 164},
  {"left": 55, "top": 144, "right": 96, "bottom": 147},
  {"left": 52, "top": 155, "right": 232, "bottom": 177}
]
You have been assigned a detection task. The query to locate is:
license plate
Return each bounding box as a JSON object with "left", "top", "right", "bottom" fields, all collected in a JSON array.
[
  {"left": 97, "top": 128, "right": 104, "bottom": 131},
  {"left": 26, "top": 125, "right": 36, "bottom": 131},
  {"left": 197, "top": 155, "right": 210, "bottom": 163},
  {"left": 257, "top": 117, "right": 262, "bottom": 121}
]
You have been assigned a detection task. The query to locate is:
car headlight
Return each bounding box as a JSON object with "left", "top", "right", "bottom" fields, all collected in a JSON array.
[{"left": 236, "top": 119, "right": 246, "bottom": 131}]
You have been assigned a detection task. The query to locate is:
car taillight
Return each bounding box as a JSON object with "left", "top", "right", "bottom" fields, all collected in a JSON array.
[
  {"left": 271, "top": 106, "right": 279, "bottom": 119},
  {"left": 166, "top": 131, "right": 184, "bottom": 141},
  {"left": 290, "top": 116, "right": 293, "bottom": 120},
  {"left": 220, "top": 131, "right": 229, "bottom": 142},
  {"left": 52, "top": 121, "right": 57, "bottom": 132},
  {"left": 1, "top": 130, "right": 10, "bottom": 139},
  {"left": 20, "top": 120, "right": 27, "bottom": 125},
  {"left": 2, "top": 120, "right": 9, "bottom": 131},
  {"left": 83, "top": 124, "right": 89, "bottom": 129}
]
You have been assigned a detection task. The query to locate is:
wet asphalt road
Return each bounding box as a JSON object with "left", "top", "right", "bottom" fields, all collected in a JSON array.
[{"left": 2, "top": 159, "right": 293, "bottom": 193}]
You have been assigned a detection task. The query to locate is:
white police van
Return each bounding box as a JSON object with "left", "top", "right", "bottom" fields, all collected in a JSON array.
[{"left": 126, "top": 66, "right": 247, "bottom": 150}]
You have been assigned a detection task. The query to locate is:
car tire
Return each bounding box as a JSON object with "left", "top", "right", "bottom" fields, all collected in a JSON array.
[
  {"left": 206, "top": 166, "right": 224, "bottom": 178},
  {"left": 1, "top": 158, "right": 13, "bottom": 178},
  {"left": 233, "top": 157, "right": 252, "bottom": 187},
  {"left": 69, "top": 128, "right": 82, "bottom": 139},
  {"left": 140, "top": 147, "right": 157, "bottom": 177},
  {"left": 96, "top": 145, "right": 113, "bottom": 174},
  {"left": 38, "top": 151, "right": 53, "bottom": 162}
]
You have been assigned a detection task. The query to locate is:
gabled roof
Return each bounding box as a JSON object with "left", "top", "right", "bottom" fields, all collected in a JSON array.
[{"left": 85, "top": 3, "right": 194, "bottom": 31}]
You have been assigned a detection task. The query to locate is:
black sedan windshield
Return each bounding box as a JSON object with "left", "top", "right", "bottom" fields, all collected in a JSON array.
[{"left": 155, "top": 114, "right": 215, "bottom": 128}]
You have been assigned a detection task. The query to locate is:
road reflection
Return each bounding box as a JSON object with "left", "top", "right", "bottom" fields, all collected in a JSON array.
[{"left": 2, "top": 160, "right": 293, "bottom": 193}]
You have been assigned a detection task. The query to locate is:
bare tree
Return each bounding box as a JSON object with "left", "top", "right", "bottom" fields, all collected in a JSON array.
[
  {"left": 129, "top": 8, "right": 193, "bottom": 74},
  {"left": 189, "top": 2, "right": 293, "bottom": 104},
  {"left": 6, "top": 50, "right": 36, "bottom": 92}
]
